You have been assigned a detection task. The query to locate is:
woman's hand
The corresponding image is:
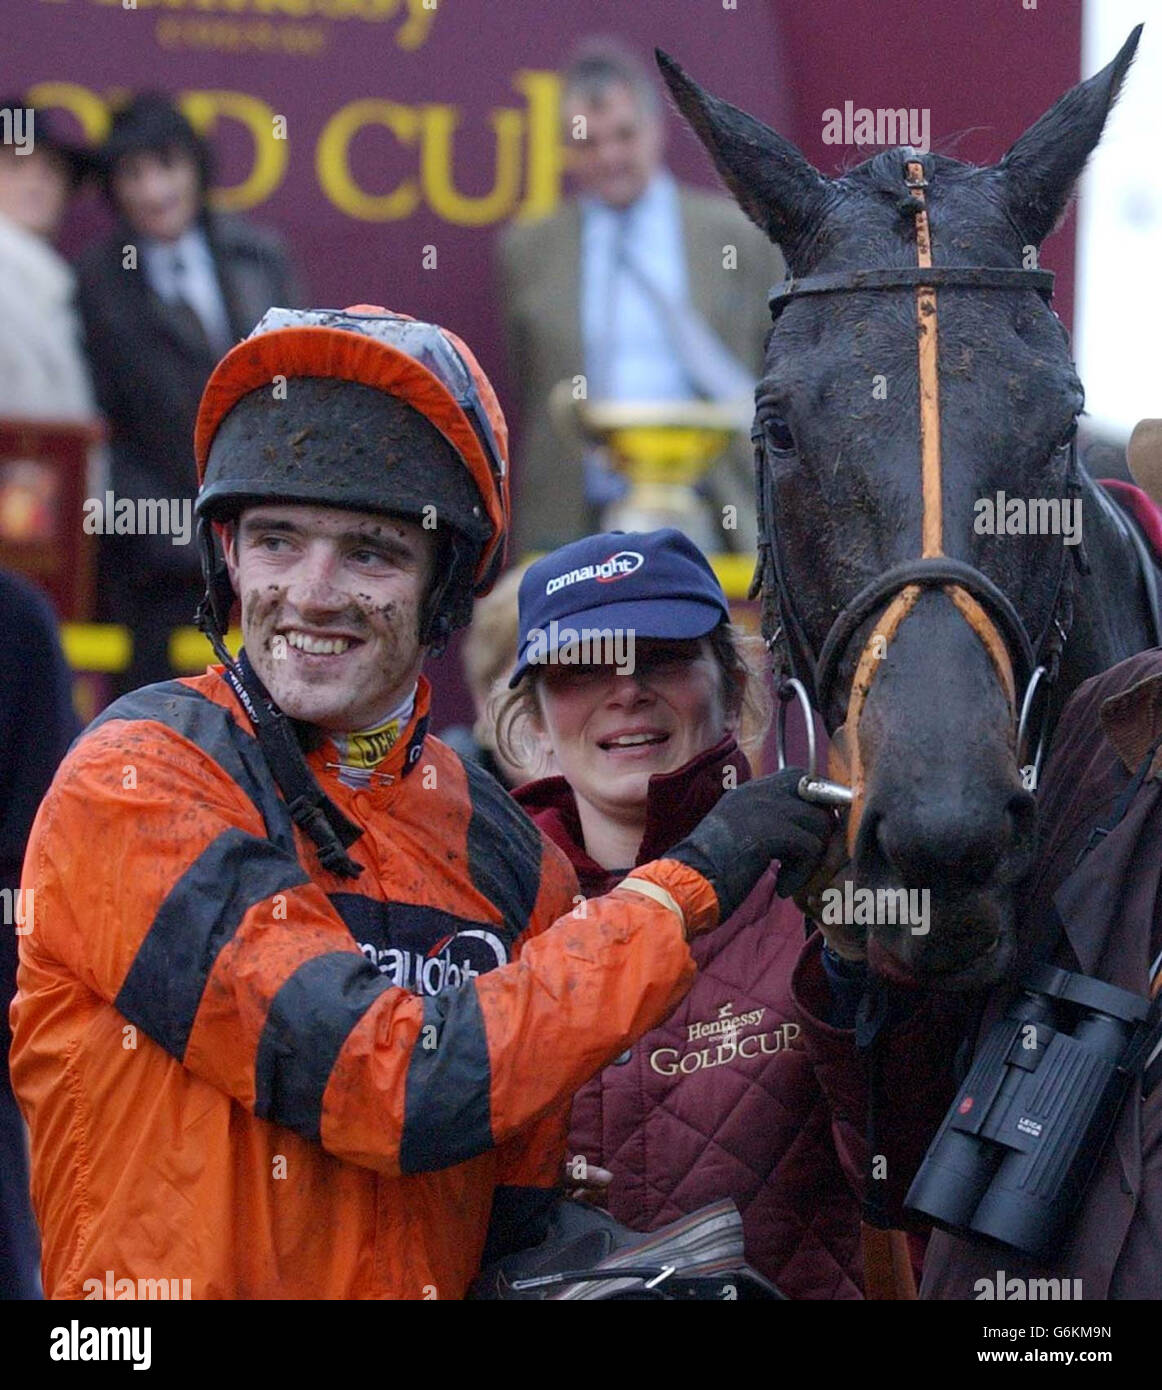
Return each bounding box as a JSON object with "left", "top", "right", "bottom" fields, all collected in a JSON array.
[{"left": 563, "top": 1155, "right": 613, "bottom": 1204}]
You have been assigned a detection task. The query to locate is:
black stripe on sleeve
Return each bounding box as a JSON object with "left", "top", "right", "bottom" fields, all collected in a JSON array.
[
  {"left": 115, "top": 827, "right": 309, "bottom": 1061},
  {"left": 462, "top": 759, "right": 542, "bottom": 936},
  {"left": 254, "top": 952, "right": 394, "bottom": 1140},
  {"left": 399, "top": 986, "right": 493, "bottom": 1173}
]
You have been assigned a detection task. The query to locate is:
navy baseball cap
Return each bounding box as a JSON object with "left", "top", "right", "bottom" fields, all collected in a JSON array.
[{"left": 509, "top": 529, "right": 731, "bottom": 686}]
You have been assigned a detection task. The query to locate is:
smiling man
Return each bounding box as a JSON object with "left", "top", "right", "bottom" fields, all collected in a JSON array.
[
  {"left": 228, "top": 505, "right": 435, "bottom": 733},
  {"left": 498, "top": 38, "right": 782, "bottom": 556},
  {"left": 9, "top": 305, "right": 832, "bottom": 1299}
]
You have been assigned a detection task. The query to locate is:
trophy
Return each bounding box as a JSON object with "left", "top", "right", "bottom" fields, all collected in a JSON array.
[{"left": 550, "top": 385, "right": 751, "bottom": 556}]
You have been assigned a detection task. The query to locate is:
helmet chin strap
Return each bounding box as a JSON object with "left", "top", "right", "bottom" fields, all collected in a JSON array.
[
  {"left": 195, "top": 514, "right": 235, "bottom": 637},
  {"left": 195, "top": 518, "right": 364, "bottom": 880},
  {"left": 418, "top": 534, "right": 471, "bottom": 658}
]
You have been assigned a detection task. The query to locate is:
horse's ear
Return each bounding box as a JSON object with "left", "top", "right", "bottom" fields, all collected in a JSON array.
[
  {"left": 655, "top": 49, "right": 827, "bottom": 258},
  {"left": 998, "top": 24, "right": 1141, "bottom": 246}
]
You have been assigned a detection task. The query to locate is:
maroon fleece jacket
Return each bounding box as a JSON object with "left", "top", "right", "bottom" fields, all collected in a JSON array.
[{"left": 514, "top": 736, "right": 863, "bottom": 1299}]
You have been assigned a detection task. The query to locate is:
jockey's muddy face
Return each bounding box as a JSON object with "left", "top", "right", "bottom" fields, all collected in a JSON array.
[
  {"left": 534, "top": 638, "right": 735, "bottom": 823},
  {"left": 225, "top": 503, "right": 435, "bottom": 732}
]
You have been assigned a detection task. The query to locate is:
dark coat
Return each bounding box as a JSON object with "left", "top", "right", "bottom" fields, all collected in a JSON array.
[
  {"left": 75, "top": 213, "right": 303, "bottom": 686},
  {"left": 0, "top": 571, "right": 78, "bottom": 895},
  {"left": 0, "top": 569, "right": 77, "bottom": 1299},
  {"left": 516, "top": 736, "right": 863, "bottom": 1299},
  {"left": 792, "top": 648, "right": 1162, "bottom": 1299}
]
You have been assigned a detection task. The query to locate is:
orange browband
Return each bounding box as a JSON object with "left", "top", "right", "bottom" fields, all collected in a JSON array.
[{"left": 838, "top": 160, "right": 1018, "bottom": 856}]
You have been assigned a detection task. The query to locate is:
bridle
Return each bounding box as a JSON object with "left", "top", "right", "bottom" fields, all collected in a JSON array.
[
  {"left": 755, "top": 161, "right": 1084, "bottom": 1300},
  {"left": 752, "top": 156, "right": 1084, "bottom": 855}
]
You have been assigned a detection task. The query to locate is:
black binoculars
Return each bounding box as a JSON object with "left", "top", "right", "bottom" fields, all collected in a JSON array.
[{"left": 905, "top": 963, "right": 1152, "bottom": 1257}]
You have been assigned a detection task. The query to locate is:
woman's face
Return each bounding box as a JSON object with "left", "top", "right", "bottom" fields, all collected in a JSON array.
[{"left": 534, "top": 637, "right": 736, "bottom": 817}]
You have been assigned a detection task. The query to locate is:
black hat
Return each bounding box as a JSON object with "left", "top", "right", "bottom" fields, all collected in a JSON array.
[
  {"left": 0, "top": 98, "right": 96, "bottom": 186},
  {"left": 99, "top": 92, "right": 212, "bottom": 200}
]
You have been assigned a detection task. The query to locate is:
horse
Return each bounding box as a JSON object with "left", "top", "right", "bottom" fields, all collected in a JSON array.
[{"left": 656, "top": 28, "right": 1160, "bottom": 990}]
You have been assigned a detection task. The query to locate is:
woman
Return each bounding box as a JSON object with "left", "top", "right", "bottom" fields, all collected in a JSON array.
[
  {"left": 0, "top": 98, "right": 96, "bottom": 424},
  {"left": 493, "top": 528, "right": 862, "bottom": 1299}
]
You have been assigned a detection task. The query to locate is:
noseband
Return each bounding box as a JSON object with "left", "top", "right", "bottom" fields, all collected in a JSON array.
[{"left": 753, "top": 158, "right": 1081, "bottom": 850}]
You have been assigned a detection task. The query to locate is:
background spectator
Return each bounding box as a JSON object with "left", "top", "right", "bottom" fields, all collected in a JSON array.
[
  {"left": 76, "top": 93, "right": 304, "bottom": 693},
  {"left": 0, "top": 568, "right": 78, "bottom": 1299},
  {"left": 497, "top": 38, "right": 782, "bottom": 559},
  {"left": 0, "top": 100, "right": 96, "bottom": 422}
]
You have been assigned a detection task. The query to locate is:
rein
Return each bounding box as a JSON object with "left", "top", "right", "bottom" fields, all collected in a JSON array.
[{"left": 753, "top": 156, "right": 1082, "bottom": 853}]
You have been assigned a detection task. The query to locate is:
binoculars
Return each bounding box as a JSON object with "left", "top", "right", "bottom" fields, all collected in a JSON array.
[{"left": 905, "top": 964, "right": 1152, "bottom": 1257}]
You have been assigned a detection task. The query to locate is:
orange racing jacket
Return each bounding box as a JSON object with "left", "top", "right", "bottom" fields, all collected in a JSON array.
[{"left": 10, "top": 668, "right": 716, "bottom": 1299}]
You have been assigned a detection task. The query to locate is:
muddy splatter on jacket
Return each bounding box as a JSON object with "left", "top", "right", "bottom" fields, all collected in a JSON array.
[{"left": 10, "top": 667, "right": 716, "bottom": 1299}]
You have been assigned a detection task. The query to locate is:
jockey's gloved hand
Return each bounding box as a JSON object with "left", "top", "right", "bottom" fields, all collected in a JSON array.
[{"left": 666, "top": 768, "right": 836, "bottom": 925}]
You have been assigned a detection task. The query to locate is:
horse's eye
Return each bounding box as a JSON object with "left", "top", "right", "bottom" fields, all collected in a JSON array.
[
  {"left": 1055, "top": 418, "right": 1078, "bottom": 451},
  {"left": 762, "top": 414, "right": 796, "bottom": 453}
]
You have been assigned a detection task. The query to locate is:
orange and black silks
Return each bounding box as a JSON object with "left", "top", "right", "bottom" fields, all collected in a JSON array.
[{"left": 10, "top": 669, "right": 718, "bottom": 1298}]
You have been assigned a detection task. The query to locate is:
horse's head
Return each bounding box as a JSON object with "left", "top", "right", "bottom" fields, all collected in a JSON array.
[{"left": 659, "top": 30, "right": 1141, "bottom": 990}]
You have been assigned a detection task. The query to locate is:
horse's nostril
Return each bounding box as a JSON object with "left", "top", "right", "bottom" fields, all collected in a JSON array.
[{"left": 874, "top": 796, "right": 1023, "bottom": 890}]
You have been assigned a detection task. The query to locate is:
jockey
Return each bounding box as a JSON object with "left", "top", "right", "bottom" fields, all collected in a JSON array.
[{"left": 10, "top": 304, "right": 833, "bottom": 1298}]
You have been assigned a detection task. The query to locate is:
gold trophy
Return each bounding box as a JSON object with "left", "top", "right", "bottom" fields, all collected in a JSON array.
[{"left": 550, "top": 384, "right": 751, "bottom": 557}]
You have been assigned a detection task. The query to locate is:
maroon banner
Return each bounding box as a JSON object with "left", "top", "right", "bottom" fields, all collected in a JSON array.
[
  {"left": 18, "top": 0, "right": 790, "bottom": 406},
  {"left": 12, "top": 0, "right": 1082, "bottom": 729}
]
